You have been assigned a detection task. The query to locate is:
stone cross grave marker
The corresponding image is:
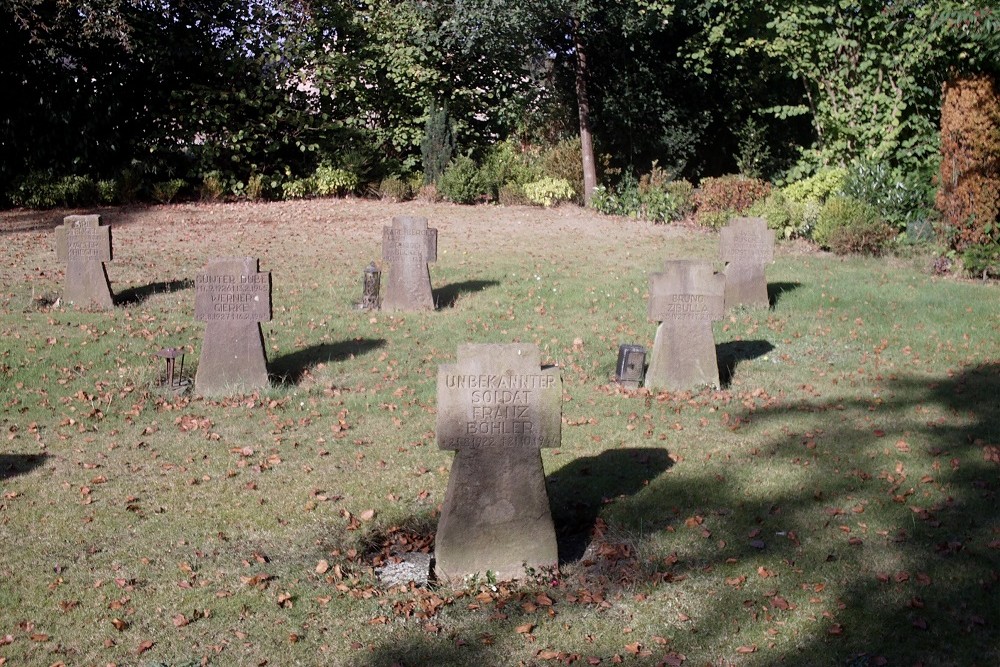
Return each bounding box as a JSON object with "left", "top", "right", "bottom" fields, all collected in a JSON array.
[
  {"left": 54, "top": 214, "right": 114, "bottom": 309},
  {"left": 194, "top": 257, "right": 271, "bottom": 396},
  {"left": 381, "top": 216, "right": 437, "bottom": 311},
  {"left": 720, "top": 216, "right": 774, "bottom": 310},
  {"left": 646, "top": 260, "right": 725, "bottom": 391},
  {"left": 436, "top": 343, "right": 562, "bottom": 583}
]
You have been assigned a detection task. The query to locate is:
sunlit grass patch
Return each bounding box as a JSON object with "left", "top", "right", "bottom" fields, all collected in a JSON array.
[{"left": 1, "top": 201, "right": 997, "bottom": 666}]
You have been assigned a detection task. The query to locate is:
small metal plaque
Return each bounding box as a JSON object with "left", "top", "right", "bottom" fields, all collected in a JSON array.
[{"left": 615, "top": 344, "right": 646, "bottom": 389}]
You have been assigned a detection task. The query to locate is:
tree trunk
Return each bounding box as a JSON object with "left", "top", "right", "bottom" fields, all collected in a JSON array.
[{"left": 572, "top": 18, "right": 597, "bottom": 206}]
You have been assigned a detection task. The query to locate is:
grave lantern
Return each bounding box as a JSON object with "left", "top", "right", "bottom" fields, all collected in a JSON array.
[
  {"left": 155, "top": 347, "right": 189, "bottom": 393},
  {"left": 615, "top": 344, "right": 646, "bottom": 389},
  {"left": 361, "top": 261, "right": 381, "bottom": 310}
]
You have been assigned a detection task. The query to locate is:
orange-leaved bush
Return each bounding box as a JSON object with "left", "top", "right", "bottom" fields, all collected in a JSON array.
[
  {"left": 935, "top": 75, "right": 1000, "bottom": 251},
  {"left": 694, "top": 175, "right": 771, "bottom": 228}
]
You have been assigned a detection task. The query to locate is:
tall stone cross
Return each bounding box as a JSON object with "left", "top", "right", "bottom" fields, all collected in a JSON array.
[
  {"left": 435, "top": 343, "right": 562, "bottom": 583},
  {"left": 645, "top": 260, "right": 726, "bottom": 391},
  {"left": 193, "top": 257, "right": 271, "bottom": 396},
  {"left": 720, "top": 216, "right": 774, "bottom": 310},
  {"left": 381, "top": 216, "right": 437, "bottom": 311},
  {"left": 54, "top": 214, "right": 114, "bottom": 309}
]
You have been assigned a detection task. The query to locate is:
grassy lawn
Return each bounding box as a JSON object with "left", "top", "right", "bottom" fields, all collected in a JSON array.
[{"left": 1, "top": 200, "right": 998, "bottom": 666}]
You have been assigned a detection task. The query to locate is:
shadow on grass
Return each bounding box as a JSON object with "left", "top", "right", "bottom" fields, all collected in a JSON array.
[
  {"left": 547, "top": 448, "right": 674, "bottom": 563},
  {"left": 0, "top": 454, "right": 48, "bottom": 481},
  {"left": 768, "top": 281, "right": 801, "bottom": 307},
  {"left": 269, "top": 338, "right": 385, "bottom": 385},
  {"left": 434, "top": 280, "right": 499, "bottom": 310},
  {"left": 0, "top": 206, "right": 155, "bottom": 234},
  {"left": 115, "top": 278, "right": 194, "bottom": 306},
  {"left": 355, "top": 364, "right": 998, "bottom": 666},
  {"left": 621, "top": 362, "right": 1000, "bottom": 665},
  {"left": 717, "top": 339, "right": 775, "bottom": 388}
]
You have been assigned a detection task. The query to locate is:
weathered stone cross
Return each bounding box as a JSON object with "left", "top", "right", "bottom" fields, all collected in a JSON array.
[
  {"left": 720, "top": 216, "right": 774, "bottom": 310},
  {"left": 381, "top": 216, "right": 437, "bottom": 311},
  {"left": 54, "top": 214, "right": 114, "bottom": 309},
  {"left": 645, "top": 259, "right": 725, "bottom": 391},
  {"left": 193, "top": 257, "right": 271, "bottom": 395},
  {"left": 435, "top": 343, "right": 562, "bottom": 583}
]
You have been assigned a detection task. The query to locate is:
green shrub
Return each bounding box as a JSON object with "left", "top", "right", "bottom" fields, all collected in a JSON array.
[
  {"left": 843, "top": 161, "right": 933, "bottom": 232},
  {"left": 798, "top": 200, "right": 822, "bottom": 238},
  {"left": 246, "top": 174, "right": 265, "bottom": 201},
  {"left": 783, "top": 167, "right": 846, "bottom": 204},
  {"left": 313, "top": 165, "right": 358, "bottom": 197},
  {"left": 97, "top": 179, "right": 118, "bottom": 204},
  {"left": 639, "top": 187, "right": 680, "bottom": 223},
  {"left": 698, "top": 210, "right": 735, "bottom": 229},
  {"left": 200, "top": 171, "right": 225, "bottom": 201},
  {"left": 417, "top": 183, "right": 442, "bottom": 202},
  {"left": 277, "top": 164, "right": 361, "bottom": 200},
  {"left": 540, "top": 138, "right": 585, "bottom": 204},
  {"left": 751, "top": 191, "right": 793, "bottom": 238},
  {"left": 498, "top": 183, "right": 530, "bottom": 206},
  {"left": 9, "top": 172, "right": 60, "bottom": 208},
  {"left": 589, "top": 185, "right": 614, "bottom": 213},
  {"left": 814, "top": 195, "right": 895, "bottom": 254},
  {"left": 378, "top": 177, "right": 413, "bottom": 202},
  {"left": 735, "top": 117, "right": 773, "bottom": 180},
  {"left": 591, "top": 174, "right": 642, "bottom": 219},
  {"left": 59, "top": 175, "right": 100, "bottom": 205},
  {"left": 282, "top": 177, "right": 314, "bottom": 200},
  {"left": 523, "top": 177, "right": 575, "bottom": 207},
  {"left": 480, "top": 139, "right": 540, "bottom": 200},
  {"left": 960, "top": 243, "right": 1000, "bottom": 279},
  {"left": 761, "top": 167, "right": 849, "bottom": 239},
  {"left": 8, "top": 173, "right": 102, "bottom": 208},
  {"left": 592, "top": 170, "right": 692, "bottom": 224},
  {"left": 814, "top": 196, "right": 866, "bottom": 247},
  {"left": 638, "top": 162, "right": 690, "bottom": 222},
  {"left": 438, "top": 155, "right": 488, "bottom": 204},
  {"left": 117, "top": 167, "right": 144, "bottom": 204},
  {"left": 421, "top": 101, "right": 455, "bottom": 185},
  {"left": 750, "top": 190, "right": 819, "bottom": 239},
  {"left": 664, "top": 180, "right": 695, "bottom": 220},
  {"left": 694, "top": 174, "right": 771, "bottom": 227},
  {"left": 826, "top": 218, "right": 898, "bottom": 256},
  {"left": 406, "top": 172, "right": 424, "bottom": 194},
  {"left": 151, "top": 179, "right": 186, "bottom": 204}
]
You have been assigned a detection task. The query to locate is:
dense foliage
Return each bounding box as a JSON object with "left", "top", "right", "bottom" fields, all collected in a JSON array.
[{"left": 3, "top": 0, "right": 999, "bottom": 263}]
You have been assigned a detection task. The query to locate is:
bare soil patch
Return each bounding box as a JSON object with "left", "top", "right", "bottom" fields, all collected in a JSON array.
[{"left": 0, "top": 198, "right": 700, "bottom": 241}]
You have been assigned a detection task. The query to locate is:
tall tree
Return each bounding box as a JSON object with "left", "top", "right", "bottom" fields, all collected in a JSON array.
[
  {"left": 572, "top": 17, "right": 597, "bottom": 202},
  {"left": 431, "top": 0, "right": 605, "bottom": 202},
  {"left": 679, "top": 0, "right": 1000, "bottom": 176},
  {"left": 2, "top": 0, "right": 146, "bottom": 190}
]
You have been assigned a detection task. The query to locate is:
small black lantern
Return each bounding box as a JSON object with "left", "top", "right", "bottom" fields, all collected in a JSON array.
[
  {"left": 155, "top": 347, "right": 190, "bottom": 393},
  {"left": 615, "top": 344, "right": 646, "bottom": 389},
  {"left": 360, "top": 261, "right": 381, "bottom": 310}
]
